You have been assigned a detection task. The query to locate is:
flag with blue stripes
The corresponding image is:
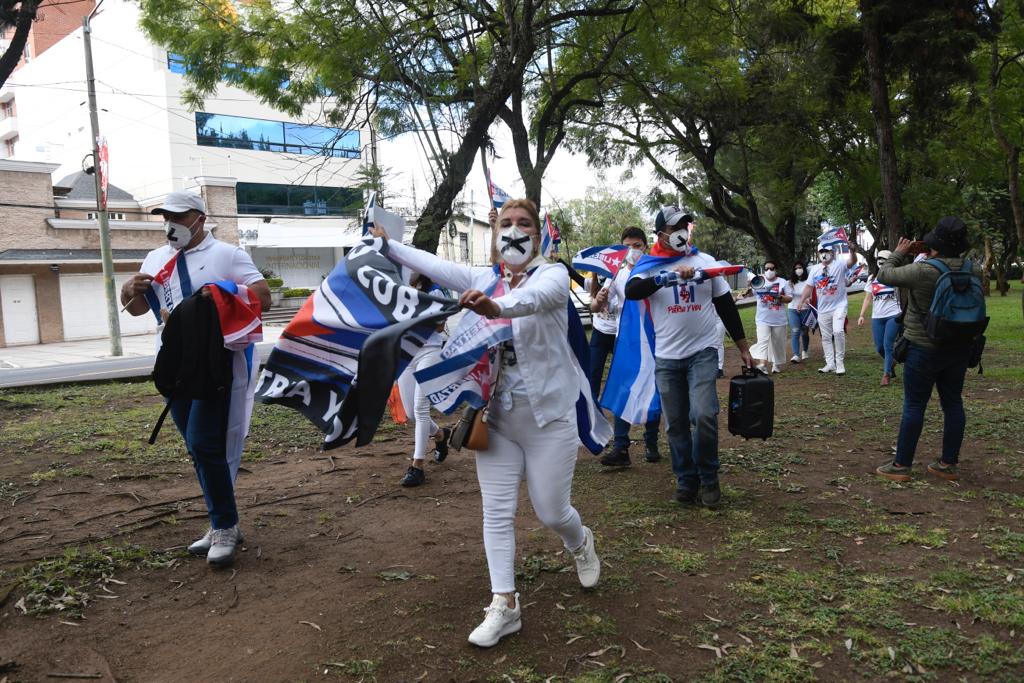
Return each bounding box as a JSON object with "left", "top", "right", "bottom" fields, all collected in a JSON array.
[
  {"left": 600, "top": 253, "right": 682, "bottom": 424},
  {"left": 818, "top": 226, "right": 850, "bottom": 250},
  {"left": 541, "top": 213, "right": 561, "bottom": 259},
  {"left": 571, "top": 245, "right": 629, "bottom": 279},
  {"left": 487, "top": 170, "right": 512, "bottom": 209},
  {"left": 254, "top": 237, "right": 459, "bottom": 449}
]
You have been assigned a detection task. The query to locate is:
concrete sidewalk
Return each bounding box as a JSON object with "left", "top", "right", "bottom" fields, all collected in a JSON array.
[{"left": 0, "top": 326, "right": 286, "bottom": 370}]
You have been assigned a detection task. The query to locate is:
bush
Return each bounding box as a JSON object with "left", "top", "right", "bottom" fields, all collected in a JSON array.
[
  {"left": 265, "top": 277, "right": 284, "bottom": 288},
  {"left": 282, "top": 287, "right": 313, "bottom": 298}
]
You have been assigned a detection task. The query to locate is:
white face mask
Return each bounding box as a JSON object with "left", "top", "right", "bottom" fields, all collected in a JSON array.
[
  {"left": 498, "top": 226, "right": 535, "bottom": 266},
  {"left": 662, "top": 229, "right": 690, "bottom": 252},
  {"left": 819, "top": 251, "right": 833, "bottom": 263},
  {"left": 165, "top": 216, "right": 200, "bottom": 249},
  {"left": 795, "top": 268, "right": 805, "bottom": 277},
  {"left": 625, "top": 247, "right": 644, "bottom": 265},
  {"left": 764, "top": 269, "right": 776, "bottom": 280}
]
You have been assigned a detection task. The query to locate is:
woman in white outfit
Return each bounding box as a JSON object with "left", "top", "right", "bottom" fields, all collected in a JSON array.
[
  {"left": 748, "top": 260, "right": 793, "bottom": 373},
  {"left": 372, "top": 199, "right": 600, "bottom": 648}
]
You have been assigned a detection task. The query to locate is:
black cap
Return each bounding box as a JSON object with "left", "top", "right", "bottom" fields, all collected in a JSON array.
[
  {"left": 655, "top": 206, "right": 692, "bottom": 233},
  {"left": 923, "top": 216, "right": 969, "bottom": 257}
]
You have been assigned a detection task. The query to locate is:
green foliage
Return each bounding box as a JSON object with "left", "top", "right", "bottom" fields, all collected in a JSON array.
[
  {"left": 282, "top": 288, "right": 314, "bottom": 298},
  {"left": 553, "top": 187, "right": 646, "bottom": 253},
  {"left": 264, "top": 277, "right": 284, "bottom": 289}
]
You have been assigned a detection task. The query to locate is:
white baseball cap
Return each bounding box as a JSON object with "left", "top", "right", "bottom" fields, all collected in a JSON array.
[
  {"left": 876, "top": 249, "right": 893, "bottom": 261},
  {"left": 151, "top": 191, "right": 206, "bottom": 215}
]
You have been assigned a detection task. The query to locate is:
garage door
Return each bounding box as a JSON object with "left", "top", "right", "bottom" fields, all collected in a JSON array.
[
  {"left": 0, "top": 275, "right": 40, "bottom": 345},
  {"left": 59, "top": 273, "right": 158, "bottom": 341}
]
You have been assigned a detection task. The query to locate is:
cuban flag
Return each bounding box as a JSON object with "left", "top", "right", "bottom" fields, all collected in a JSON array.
[
  {"left": 541, "top": 213, "right": 561, "bottom": 259},
  {"left": 870, "top": 281, "right": 895, "bottom": 299},
  {"left": 818, "top": 226, "right": 850, "bottom": 250},
  {"left": 600, "top": 253, "right": 681, "bottom": 424},
  {"left": 572, "top": 245, "right": 629, "bottom": 279},
  {"left": 361, "top": 191, "right": 376, "bottom": 235},
  {"left": 207, "top": 281, "right": 263, "bottom": 351},
  {"left": 255, "top": 238, "right": 459, "bottom": 449},
  {"left": 486, "top": 170, "right": 512, "bottom": 209},
  {"left": 414, "top": 265, "right": 611, "bottom": 454},
  {"left": 143, "top": 251, "right": 194, "bottom": 323}
]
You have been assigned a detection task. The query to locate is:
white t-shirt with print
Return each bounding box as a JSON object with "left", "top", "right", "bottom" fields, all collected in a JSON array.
[
  {"left": 754, "top": 278, "right": 791, "bottom": 327},
  {"left": 866, "top": 276, "right": 901, "bottom": 319},
  {"left": 591, "top": 268, "right": 629, "bottom": 336},
  {"left": 787, "top": 278, "right": 808, "bottom": 309},
  {"left": 632, "top": 252, "right": 731, "bottom": 360},
  {"left": 806, "top": 259, "right": 853, "bottom": 314}
]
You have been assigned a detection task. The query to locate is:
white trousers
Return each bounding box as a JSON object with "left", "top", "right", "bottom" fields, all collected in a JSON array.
[
  {"left": 751, "top": 323, "right": 788, "bottom": 369},
  {"left": 399, "top": 346, "right": 442, "bottom": 461},
  {"left": 475, "top": 397, "right": 585, "bottom": 594},
  {"left": 818, "top": 306, "right": 848, "bottom": 368}
]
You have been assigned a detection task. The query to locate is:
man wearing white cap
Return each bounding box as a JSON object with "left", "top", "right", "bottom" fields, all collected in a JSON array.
[
  {"left": 798, "top": 244, "right": 858, "bottom": 375},
  {"left": 121, "top": 191, "right": 271, "bottom": 567}
]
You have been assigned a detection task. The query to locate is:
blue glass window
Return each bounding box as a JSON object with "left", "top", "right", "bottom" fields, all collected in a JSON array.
[
  {"left": 236, "top": 182, "right": 362, "bottom": 216},
  {"left": 195, "top": 112, "right": 360, "bottom": 158}
]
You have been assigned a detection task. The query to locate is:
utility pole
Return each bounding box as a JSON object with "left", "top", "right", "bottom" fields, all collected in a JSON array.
[{"left": 82, "top": 7, "right": 122, "bottom": 356}]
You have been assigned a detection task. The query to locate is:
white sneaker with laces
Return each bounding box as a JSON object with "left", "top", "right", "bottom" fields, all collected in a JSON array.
[
  {"left": 188, "top": 528, "right": 214, "bottom": 556},
  {"left": 570, "top": 526, "right": 601, "bottom": 588},
  {"left": 801, "top": 351, "right": 811, "bottom": 360},
  {"left": 790, "top": 355, "right": 800, "bottom": 363},
  {"left": 818, "top": 365, "right": 835, "bottom": 373},
  {"left": 468, "top": 593, "right": 521, "bottom": 647},
  {"left": 206, "top": 526, "right": 241, "bottom": 567}
]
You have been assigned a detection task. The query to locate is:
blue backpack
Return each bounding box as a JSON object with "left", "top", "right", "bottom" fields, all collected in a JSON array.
[{"left": 923, "top": 259, "right": 988, "bottom": 346}]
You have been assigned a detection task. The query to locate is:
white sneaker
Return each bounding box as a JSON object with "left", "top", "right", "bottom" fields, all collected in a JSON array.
[
  {"left": 570, "top": 526, "right": 601, "bottom": 588},
  {"left": 790, "top": 355, "right": 800, "bottom": 363},
  {"left": 836, "top": 363, "right": 846, "bottom": 376},
  {"left": 468, "top": 593, "right": 521, "bottom": 647},
  {"left": 771, "top": 367, "right": 781, "bottom": 374},
  {"left": 206, "top": 526, "right": 241, "bottom": 567},
  {"left": 755, "top": 363, "right": 767, "bottom": 373},
  {"left": 187, "top": 528, "right": 214, "bottom": 556},
  {"left": 818, "top": 365, "right": 835, "bottom": 373},
  {"left": 801, "top": 351, "right": 811, "bottom": 360}
]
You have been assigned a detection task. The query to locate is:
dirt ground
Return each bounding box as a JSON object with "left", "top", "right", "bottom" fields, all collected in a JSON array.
[{"left": 1, "top": 316, "right": 1023, "bottom": 682}]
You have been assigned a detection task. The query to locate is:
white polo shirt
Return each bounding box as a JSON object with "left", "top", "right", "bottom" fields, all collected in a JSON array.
[
  {"left": 631, "top": 251, "right": 731, "bottom": 360},
  {"left": 140, "top": 231, "right": 263, "bottom": 317}
]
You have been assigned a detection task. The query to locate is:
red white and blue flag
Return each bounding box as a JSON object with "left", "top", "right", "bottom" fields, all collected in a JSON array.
[
  {"left": 541, "top": 213, "right": 561, "bottom": 259},
  {"left": 208, "top": 282, "right": 263, "bottom": 350},
  {"left": 571, "top": 245, "right": 629, "bottom": 280},
  {"left": 486, "top": 170, "right": 512, "bottom": 209},
  {"left": 144, "top": 251, "right": 194, "bottom": 323},
  {"left": 818, "top": 226, "right": 850, "bottom": 249}
]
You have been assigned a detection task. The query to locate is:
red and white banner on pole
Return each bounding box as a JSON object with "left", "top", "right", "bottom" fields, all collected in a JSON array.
[{"left": 96, "top": 136, "right": 109, "bottom": 210}]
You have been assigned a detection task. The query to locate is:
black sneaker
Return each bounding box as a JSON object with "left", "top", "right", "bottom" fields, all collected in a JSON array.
[
  {"left": 644, "top": 444, "right": 661, "bottom": 463},
  {"left": 433, "top": 427, "right": 452, "bottom": 463},
  {"left": 717, "top": 369, "right": 725, "bottom": 379},
  {"left": 701, "top": 481, "right": 722, "bottom": 508},
  {"left": 600, "top": 448, "right": 631, "bottom": 467},
  {"left": 399, "top": 465, "right": 426, "bottom": 487},
  {"left": 674, "top": 487, "right": 697, "bottom": 505}
]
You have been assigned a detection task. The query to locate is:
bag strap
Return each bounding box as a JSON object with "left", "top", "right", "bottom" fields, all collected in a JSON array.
[
  {"left": 148, "top": 401, "right": 174, "bottom": 445},
  {"left": 924, "top": 258, "right": 951, "bottom": 275}
]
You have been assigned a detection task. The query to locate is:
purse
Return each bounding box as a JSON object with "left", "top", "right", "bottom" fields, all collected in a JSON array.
[{"left": 449, "top": 404, "right": 489, "bottom": 452}]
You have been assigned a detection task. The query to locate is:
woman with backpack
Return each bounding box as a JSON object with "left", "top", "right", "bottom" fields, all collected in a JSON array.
[
  {"left": 857, "top": 250, "right": 902, "bottom": 386},
  {"left": 874, "top": 218, "right": 986, "bottom": 482}
]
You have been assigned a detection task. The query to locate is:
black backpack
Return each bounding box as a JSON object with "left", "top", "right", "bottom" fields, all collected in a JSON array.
[{"left": 149, "top": 293, "right": 233, "bottom": 443}]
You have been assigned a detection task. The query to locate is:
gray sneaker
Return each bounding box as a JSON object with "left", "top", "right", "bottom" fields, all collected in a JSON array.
[
  {"left": 189, "top": 527, "right": 244, "bottom": 557},
  {"left": 207, "top": 526, "right": 242, "bottom": 567}
]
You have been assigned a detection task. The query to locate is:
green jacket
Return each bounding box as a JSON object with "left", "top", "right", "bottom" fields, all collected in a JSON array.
[{"left": 876, "top": 252, "right": 982, "bottom": 350}]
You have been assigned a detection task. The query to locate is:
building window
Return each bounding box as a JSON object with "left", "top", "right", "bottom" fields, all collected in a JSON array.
[
  {"left": 236, "top": 181, "right": 362, "bottom": 216},
  {"left": 195, "top": 112, "right": 360, "bottom": 159},
  {"left": 0, "top": 101, "right": 13, "bottom": 120},
  {"left": 3, "top": 136, "right": 16, "bottom": 158},
  {"left": 87, "top": 212, "right": 127, "bottom": 220},
  {"left": 459, "top": 233, "right": 469, "bottom": 262},
  {"left": 167, "top": 52, "right": 187, "bottom": 74}
]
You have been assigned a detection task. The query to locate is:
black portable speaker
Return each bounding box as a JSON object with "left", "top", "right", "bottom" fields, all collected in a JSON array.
[{"left": 728, "top": 367, "right": 774, "bottom": 440}]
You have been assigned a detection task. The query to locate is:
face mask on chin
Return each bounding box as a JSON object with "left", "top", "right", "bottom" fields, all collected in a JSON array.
[
  {"left": 165, "top": 216, "right": 200, "bottom": 249},
  {"left": 499, "top": 226, "right": 536, "bottom": 266},
  {"left": 662, "top": 228, "right": 690, "bottom": 252}
]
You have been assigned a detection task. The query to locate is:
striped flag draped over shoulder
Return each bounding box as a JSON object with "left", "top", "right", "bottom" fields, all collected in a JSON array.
[
  {"left": 254, "top": 238, "right": 459, "bottom": 449},
  {"left": 600, "top": 254, "right": 682, "bottom": 425}
]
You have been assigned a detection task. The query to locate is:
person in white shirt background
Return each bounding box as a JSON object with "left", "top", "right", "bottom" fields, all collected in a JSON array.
[
  {"left": 747, "top": 260, "right": 793, "bottom": 373},
  {"left": 589, "top": 226, "right": 662, "bottom": 467},
  {"left": 787, "top": 260, "right": 811, "bottom": 363},
  {"left": 857, "top": 250, "right": 902, "bottom": 387},
  {"left": 624, "top": 207, "right": 754, "bottom": 507},
  {"left": 372, "top": 199, "right": 601, "bottom": 649},
  {"left": 798, "top": 244, "right": 858, "bottom": 375},
  {"left": 121, "top": 191, "right": 271, "bottom": 568}
]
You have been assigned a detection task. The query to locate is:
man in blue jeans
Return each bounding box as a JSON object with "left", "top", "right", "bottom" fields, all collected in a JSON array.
[
  {"left": 874, "top": 217, "right": 978, "bottom": 481},
  {"left": 589, "top": 227, "right": 661, "bottom": 466},
  {"left": 624, "top": 208, "right": 753, "bottom": 506}
]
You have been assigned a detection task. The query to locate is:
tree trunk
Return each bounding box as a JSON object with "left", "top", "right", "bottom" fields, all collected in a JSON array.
[
  {"left": 982, "top": 234, "right": 993, "bottom": 296},
  {"left": 0, "top": 0, "right": 42, "bottom": 88},
  {"left": 861, "top": 1, "right": 905, "bottom": 247}
]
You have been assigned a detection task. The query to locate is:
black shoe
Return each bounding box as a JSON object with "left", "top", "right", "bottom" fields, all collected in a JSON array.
[
  {"left": 717, "top": 369, "right": 725, "bottom": 379},
  {"left": 674, "top": 487, "right": 697, "bottom": 504},
  {"left": 644, "top": 444, "right": 661, "bottom": 463},
  {"left": 433, "top": 427, "right": 452, "bottom": 463},
  {"left": 399, "top": 465, "right": 425, "bottom": 487},
  {"left": 600, "top": 448, "right": 631, "bottom": 467},
  {"left": 701, "top": 481, "right": 722, "bottom": 508}
]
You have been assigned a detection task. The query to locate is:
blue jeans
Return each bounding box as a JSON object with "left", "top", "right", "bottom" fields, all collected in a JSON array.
[
  {"left": 654, "top": 347, "right": 720, "bottom": 490},
  {"left": 871, "top": 315, "right": 901, "bottom": 375},
  {"left": 591, "top": 328, "right": 660, "bottom": 449},
  {"left": 170, "top": 395, "right": 238, "bottom": 529},
  {"left": 895, "top": 342, "right": 970, "bottom": 467},
  {"left": 788, "top": 308, "right": 810, "bottom": 356}
]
